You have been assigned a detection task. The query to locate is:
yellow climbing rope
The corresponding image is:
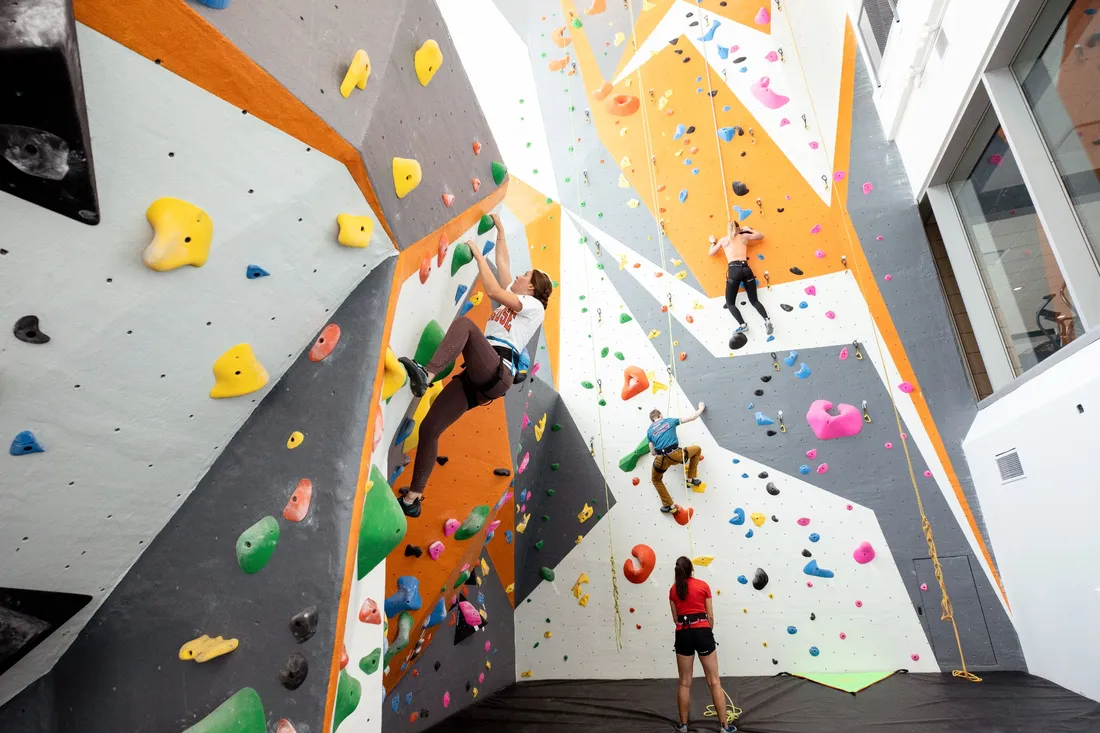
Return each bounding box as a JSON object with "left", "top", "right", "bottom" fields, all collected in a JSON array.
[
  {"left": 776, "top": 4, "right": 980, "bottom": 683},
  {"left": 704, "top": 690, "right": 743, "bottom": 727}
]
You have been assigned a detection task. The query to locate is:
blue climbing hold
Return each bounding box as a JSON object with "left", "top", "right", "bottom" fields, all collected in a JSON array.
[
  {"left": 740, "top": 66, "right": 748, "bottom": 73},
  {"left": 698, "top": 19, "right": 721, "bottom": 42},
  {"left": 810, "top": 646, "right": 820, "bottom": 657},
  {"left": 737, "top": 575, "right": 748, "bottom": 585},
  {"left": 741, "top": 473, "right": 749, "bottom": 479},
  {"left": 385, "top": 576, "right": 422, "bottom": 618},
  {"left": 755, "top": 412, "right": 774, "bottom": 426},
  {"left": 483, "top": 239, "right": 495, "bottom": 256},
  {"left": 783, "top": 351, "right": 798, "bottom": 367},
  {"left": 505, "top": 530, "right": 513, "bottom": 544},
  {"left": 718, "top": 127, "right": 735, "bottom": 142},
  {"left": 477, "top": 592, "right": 485, "bottom": 605},
  {"left": 800, "top": 465, "right": 810, "bottom": 474},
  {"left": 809, "top": 533, "right": 820, "bottom": 543},
  {"left": 460, "top": 301, "right": 475, "bottom": 317},
  {"left": 717, "top": 45, "right": 729, "bottom": 60},
  {"left": 425, "top": 597, "right": 447, "bottom": 628},
  {"left": 732, "top": 458, "right": 740, "bottom": 464},
  {"left": 766, "top": 335, "right": 775, "bottom": 342},
  {"left": 804, "top": 560, "right": 834, "bottom": 578},
  {"left": 729, "top": 508, "right": 745, "bottom": 525},
  {"left": 394, "top": 417, "right": 415, "bottom": 446},
  {"left": 757, "top": 254, "right": 765, "bottom": 260},
  {"left": 684, "top": 158, "right": 693, "bottom": 166},
  {"left": 246, "top": 264, "right": 269, "bottom": 279},
  {"left": 799, "top": 301, "right": 808, "bottom": 309},
  {"left": 748, "top": 403, "right": 754, "bottom": 410},
  {"left": 679, "top": 189, "right": 688, "bottom": 203},
  {"left": 673, "top": 124, "right": 686, "bottom": 140},
  {"left": 692, "top": 168, "right": 700, "bottom": 175},
  {"left": 405, "top": 692, "right": 413, "bottom": 705},
  {"left": 745, "top": 529, "right": 754, "bottom": 538},
  {"left": 1088, "top": 7, "right": 1097, "bottom": 13},
  {"left": 388, "top": 464, "right": 405, "bottom": 484},
  {"left": 196, "top": 0, "right": 231, "bottom": 7},
  {"left": 787, "top": 626, "right": 798, "bottom": 635},
  {"left": 455, "top": 284, "right": 468, "bottom": 304},
  {"left": 734, "top": 206, "right": 752, "bottom": 221},
  {"left": 9, "top": 430, "right": 44, "bottom": 456},
  {"left": 795, "top": 363, "right": 812, "bottom": 379},
  {"left": 391, "top": 694, "right": 400, "bottom": 713},
  {"left": 723, "top": 105, "right": 731, "bottom": 112},
  {"left": 485, "top": 532, "right": 494, "bottom": 543},
  {"left": 697, "top": 76, "right": 703, "bottom": 82}
]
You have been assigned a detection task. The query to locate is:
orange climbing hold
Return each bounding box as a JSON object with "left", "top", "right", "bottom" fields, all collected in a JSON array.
[
  {"left": 623, "top": 544, "right": 656, "bottom": 584},
  {"left": 283, "top": 479, "right": 313, "bottom": 522},
  {"left": 679, "top": 352, "right": 687, "bottom": 361},
  {"left": 472, "top": 178, "right": 481, "bottom": 192},
  {"left": 584, "top": 0, "right": 606, "bottom": 14},
  {"left": 621, "top": 366, "right": 650, "bottom": 400},
  {"left": 359, "top": 598, "right": 381, "bottom": 624},
  {"left": 437, "top": 233, "right": 449, "bottom": 266},
  {"left": 473, "top": 141, "right": 482, "bottom": 155},
  {"left": 551, "top": 26, "right": 571, "bottom": 48},
  {"left": 419, "top": 256, "right": 432, "bottom": 284},
  {"left": 339, "top": 645, "right": 349, "bottom": 670},
  {"left": 605, "top": 95, "right": 640, "bottom": 116},
  {"left": 276, "top": 719, "right": 297, "bottom": 733},
  {"left": 308, "top": 324, "right": 341, "bottom": 362},
  {"left": 442, "top": 193, "right": 455, "bottom": 207},
  {"left": 548, "top": 55, "right": 571, "bottom": 72},
  {"left": 674, "top": 506, "right": 694, "bottom": 526},
  {"left": 592, "top": 81, "right": 613, "bottom": 101}
]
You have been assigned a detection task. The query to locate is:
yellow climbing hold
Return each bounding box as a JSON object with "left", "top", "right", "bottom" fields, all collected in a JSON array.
[
  {"left": 578, "top": 594, "right": 590, "bottom": 607},
  {"left": 692, "top": 482, "right": 707, "bottom": 493},
  {"left": 572, "top": 572, "right": 590, "bottom": 598},
  {"left": 505, "top": 582, "right": 515, "bottom": 593},
  {"left": 613, "top": 32, "right": 625, "bottom": 46},
  {"left": 577, "top": 503, "right": 593, "bottom": 523},
  {"left": 336, "top": 214, "right": 375, "bottom": 248},
  {"left": 692, "top": 556, "right": 714, "bottom": 567},
  {"left": 671, "top": 258, "right": 682, "bottom": 266},
  {"left": 480, "top": 557, "right": 490, "bottom": 576},
  {"left": 143, "top": 197, "right": 213, "bottom": 272},
  {"left": 627, "top": 199, "right": 640, "bottom": 208},
  {"left": 534, "top": 413, "right": 547, "bottom": 441},
  {"left": 516, "top": 513, "right": 531, "bottom": 533},
  {"left": 651, "top": 380, "right": 668, "bottom": 394},
  {"left": 486, "top": 661, "right": 492, "bottom": 670},
  {"left": 620, "top": 156, "right": 631, "bottom": 169},
  {"left": 469, "top": 291, "right": 484, "bottom": 306},
  {"left": 393, "top": 157, "right": 422, "bottom": 199},
  {"left": 658, "top": 96, "right": 669, "bottom": 111},
  {"left": 647, "top": 329, "right": 660, "bottom": 339},
  {"left": 675, "top": 271, "right": 688, "bottom": 280},
  {"left": 642, "top": 0, "right": 657, "bottom": 9},
  {"left": 210, "top": 344, "right": 269, "bottom": 399},
  {"left": 340, "top": 49, "right": 371, "bottom": 98},
  {"left": 521, "top": 670, "right": 533, "bottom": 678},
  {"left": 472, "top": 688, "right": 479, "bottom": 699},
  {"left": 618, "top": 174, "right": 630, "bottom": 188},
  {"left": 750, "top": 512, "right": 767, "bottom": 527},
  {"left": 575, "top": 535, "right": 584, "bottom": 544},
  {"left": 414, "top": 39, "right": 443, "bottom": 85},
  {"left": 287, "top": 431, "right": 304, "bottom": 449},
  {"left": 179, "top": 635, "right": 239, "bottom": 663},
  {"left": 382, "top": 347, "right": 407, "bottom": 401},
  {"left": 403, "top": 380, "right": 443, "bottom": 452},
  {"left": 544, "top": 631, "right": 552, "bottom": 638},
  {"left": 619, "top": 127, "right": 628, "bottom": 137}
]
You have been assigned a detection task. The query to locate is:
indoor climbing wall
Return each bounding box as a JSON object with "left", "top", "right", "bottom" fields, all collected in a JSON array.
[{"left": 440, "top": 0, "right": 1024, "bottom": 687}]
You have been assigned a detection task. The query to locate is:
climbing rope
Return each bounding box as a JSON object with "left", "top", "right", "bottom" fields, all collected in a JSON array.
[
  {"left": 704, "top": 690, "right": 743, "bottom": 727},
  {"left": 775, "top": 3, "right": 981, "bottom": 683}
]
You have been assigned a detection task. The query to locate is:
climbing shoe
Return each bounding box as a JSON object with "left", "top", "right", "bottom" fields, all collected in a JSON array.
[
  {"left": 399, "top": 357, "right": 430, "bottom": 397},
  {"left": 675, "top": 725, "right": 688, "bottom": 733},
  {"left": 735, "top": 323, "right": 749, "bottom": 333},
  {"left": 722, "top": 724, "right": 737, "bottom": 732},
  {"left": 398, "top": 488, "right": 423, "bottom": 518},
  {"left": 687, "top": 478, "right": 702, "bottom": 487},
  {"left": 660, "top": 505, "right": 677, "bottom": 513},
  {"left": 765, "top": 319, "right": 774, "bottom": 335}
]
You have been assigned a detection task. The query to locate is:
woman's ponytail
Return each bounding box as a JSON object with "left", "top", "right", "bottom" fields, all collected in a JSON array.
[{"left": 674, "top": 556, "right": 693, "bottom": 601}]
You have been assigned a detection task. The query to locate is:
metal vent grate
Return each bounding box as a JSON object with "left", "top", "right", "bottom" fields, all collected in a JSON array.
[
  {"left": 995, "top": 449, "right": 1024, "bottom": 483},
  {"left": 861, "top": 0, "right": 898, "bottom": 54}
]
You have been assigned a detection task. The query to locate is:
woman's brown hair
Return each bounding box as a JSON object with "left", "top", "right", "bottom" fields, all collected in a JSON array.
[
  {"left": 674, "top": 556, "right": 694, "bottom": 601},
  {"left": 531, "top": 269, "right": 553, "bottom": 309}
]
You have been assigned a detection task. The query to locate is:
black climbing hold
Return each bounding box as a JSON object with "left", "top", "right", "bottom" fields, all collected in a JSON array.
[
  {"left": 683, "top": 57, "right": 691, "bottom": 63},
  {"left": 754, "top": 389, "right": 764, "bottom": 396},
  {"left": 494, "top": 468, "right": 511, "bottom": 477},
  {"left": 760, "top": 375, "right": 772, "bottom": 383},
  {"left": 780, "top": 303, "right": 794, "bottom": 312},
  {"left": 689, "top": 20, "right": 699, "bottom": 27},
  {"left": 771, "top": 515, "right": 778, "bottom": 522},
  {"left": 437, "top": 456, "right": 449, "bottom": 466},
  {"left": 758, "top": 471, "right": 768, "bottom": 479},
  {"left": 420, "top": 709, "right": 430, "bottom": 719},
  {"left": 686, "top": 126, "right": 696, "bottom": 134},
  {"left": 674, "top": 49, "right": 684, "bottom": 55},
  {"left": 752, "top": 568, "right": 769, "bottom": 591},
  {"left": 802, "top": 549, "right": 812, "bottom": 557},
  {"left": 13, "top": 315, "right": 50, "bottom": 344},
  {"left": 709, "top": 90, "right": 718, "bottom": 97},
  {"left": 289, "top": 605, "right": 319, "bottom": 643},
  {"left": 720, "top": 1, "right": 728, "bottom": 5},
  {"left": 772, "top": 658, "right": 779, "bottom": 665},
  {"left": 740, "top": 151, "right": 747, "bottom": 157},
  {"left": 810, "top": 613, "right": 816, "bottom": 621},
  {"left": 686, "top": 11, "right": 693, "bottom": 17},
  {"left": 669, "top": 38, "right": 679, "bottom": 45},
  {"left": 732, "top": 56, "right": 747, "bottom": 64},
  {"left": 465, "top": 681, "right": 472, "bottom": 691},
  {"left": 405, "top": 544, "right": 423, "bottom": 558},
  {"left": 731, "top": 181, "right": 749, "bottom": 196},
  {"left": 777, "top": 207, "right": 785, "bottom": 213},
  {"left": 766, "top": 482, "right": 779, "bottom": 496},
  {"left": 434, "top": 661, "right": 441, "bottom": 671},
  {"left": 789, "top": 266, "right": 804, "bottom": 275},
  {"left": 729, "top": 332, "right": 748, "bottom": 350},
  {"left": 766, "top": 430, "right": 776, "bottom": 436},
  {"left": 277, "top": 652, "right": 309, "bottom": 690}
]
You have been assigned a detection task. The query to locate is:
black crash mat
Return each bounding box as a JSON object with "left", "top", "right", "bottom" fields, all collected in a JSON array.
[{"left": 426, "top": 672, "right": 1100, "bottom": 732}]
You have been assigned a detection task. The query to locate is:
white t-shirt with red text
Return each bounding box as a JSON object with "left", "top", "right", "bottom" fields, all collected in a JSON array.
[{"left": 484, "top": 293, "right": 544, "bottom": 354}]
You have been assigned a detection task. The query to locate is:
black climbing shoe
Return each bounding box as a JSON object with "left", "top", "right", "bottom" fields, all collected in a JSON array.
[
  {"left": 687, "top": 478, "right": 702, "bottom": 487},
  {"left": 399, "top": 357, "right": 430, "bottom": 397},
  {"left": 400, "top": 495, "right": 423, "bottom": 518},
  {"left": 660, "top": 505, "right": 676, "bottom": 513}
]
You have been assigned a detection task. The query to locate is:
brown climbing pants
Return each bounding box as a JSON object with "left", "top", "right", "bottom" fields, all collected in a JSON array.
[
  {"left": 410, "top": 318, "right": 513, "bottom": 493},
  {"left": 651, "top": 446, "right": 701, "bottom": 507}
]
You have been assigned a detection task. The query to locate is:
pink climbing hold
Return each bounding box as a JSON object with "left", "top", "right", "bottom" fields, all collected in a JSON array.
[
  {"left": 804, "top": 285, "right": 816, "bottom": 296},
  {"left": 479, "top": 672, "right": 485, "bottom": 683},
  {"left": 809, "top": 224, "right": 821, "bottom": 235},
  {"left": 920, "top": 583, "right": 928, "bottom": 591},
  {"left": 442, "top": 193, "right": 455, "bottom": 207},
  {"left": 834, "top": 171, "right": 846, "bottom": 181},
  {"left": 846, "top": 504, "right": 853, "bottom": 510},
  {"left": 862, "top": 182, "right": 874, "bottom": 194},
  {"left": 765, "top": 50, "right": 779, "bottom": 62},
  {"left": 485, "top": 641, "right": 492, "bottom": 651},
  {"left": 458, "top": 600, "right": 482, "bottom": 627},
  {"left": 839, "top": 347, "right": 849, "bottom": 360},
  {"left": 755, "top": 6, "right": 770, "bottom": 24},
  {"left": 444, "top": 518, "right": 461, "bottom": 537},
  {"left": 853, "top": 541, "right": 875, "bottom": 564},
  {"left": 373, "top": 410, "right": 384, "bottom": 452},
  {"left": 814, "top": 248, "right": 825, "bottom": 258},
  {"left": 428, "top": 540, "right": 445, "bottom": 560},
  {"left": 751, "top": 76, "right": 789, "bottom": 109},
  {"left": 817, "top": 463, "right": 829, "bottom": 474},
  {"left": 806, "top": 400, "right": 864, "bottom": 440},
  {"left": 898, "top": 381, "right": 915, "bottom": 393},
  {"left": 809, "top": 141, "right": 820, "bottom": 150},
  {"left": 839, "top": 632, "right": 847, "bottom": 640},
  {"left": 443, "top": 691, "right": 452, "bottom": 708},
  {"left": 807, "top": 581, "right": 814, "bottom": 587},
  {"left": 855, "top": 600, "right": 863, "bottom": 608},
  {"left": 901, "top": 432, "right": 908, "bottom": 440},
  {"left": 518, "top": 452, "right": 530, "bottom": 474},
  {"left": 521, "top": 414, "right": 531, "bottom": 429},
  {"left": 797, "top": 517, "right": 811, "bottom": 526},
  {"left": 276, "top": 720, "right": 297, "bottom": 733},
  {"left": 988, "top": 154, "right": 1002, "bottom": 165},
  {"left": 531, "top": 362, "right": 541, "bottom": 377},
  {"left": 825, "top": 311, "right": 835, "bottom": 319},
  {"left": 884, "top": 274, "right": 892, "bottom": 281},
  {"left": 806, "top": 448, "right": 817, "bottom": 459},
  {"left": 911, "top": 653, "right": 920, "bottom": 661},
  {"left": 923, "top": 470, "right": 932, "bottom": 478},
  {"left": 885, "top": 442, "right": 893, "bottom": 449},
  {"left": 780, "top": 118, "right": 790, "bottom": 127},
  {"left": 487, "top": 520, "right": 501, "bottom": 533},
  {"left": 876, "top": 235, "right": 884, "bottom": 241}
]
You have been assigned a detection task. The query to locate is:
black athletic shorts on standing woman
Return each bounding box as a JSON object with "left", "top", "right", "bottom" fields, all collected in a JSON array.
[{"left": 674, "top": 626, "right": 717, "bottom": 656}]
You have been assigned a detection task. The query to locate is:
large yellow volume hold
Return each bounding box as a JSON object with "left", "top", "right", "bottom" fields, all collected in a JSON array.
[
  {"left": 340, "top": 49, "right": 371, "bottom": 98},
  {"left": 179, "top": 634, "right": 239, "bottom": 663},
  {"left": 414, "top": 40, "right": 443, "bottom": 86},
  {"left": 143, "top": 197, "right": 213, "bottom": 271},
  {"left": 210, "top": 344, "right": 269, "bottom": 398},
  {"left": 403, "top": 380, "right": 443, "bottom": 452},
  {"left": 337, "top": 214, "right": 375, "bottom": 248},
  {"left": 382, "top": 347, "right": 407, "bottom": 401},
  {"left": 393, "top": 158, "right": 422, "bottom": 199}
]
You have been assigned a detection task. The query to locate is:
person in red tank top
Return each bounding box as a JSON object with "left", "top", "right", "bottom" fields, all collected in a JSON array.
[{"left": 669, "top": 557, "right": 737, "bottom": 732}]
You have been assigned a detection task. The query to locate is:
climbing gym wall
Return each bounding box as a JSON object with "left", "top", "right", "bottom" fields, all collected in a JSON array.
[{"left": 440, "top": 0, "right": 1024, "bottom": 687}]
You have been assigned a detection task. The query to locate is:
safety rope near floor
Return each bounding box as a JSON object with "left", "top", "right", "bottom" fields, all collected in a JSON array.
[{"left": 775, "top": 1, "right": 980, "bottom": 683}]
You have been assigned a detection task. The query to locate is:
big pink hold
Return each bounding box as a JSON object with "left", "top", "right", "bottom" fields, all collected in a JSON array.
[{"left": 852, "top": 541, "right": 875, "bottom": 564}]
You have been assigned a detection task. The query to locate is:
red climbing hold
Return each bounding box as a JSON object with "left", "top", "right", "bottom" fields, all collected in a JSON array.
[
  {"left": 623, "top": 544, "right": 656, "bottom": 584},
  {"left": 472, "top": 178, "right": 481, "bottom": 192},
  {"left": 419, "top": 256, "right": 432, "bottom": 284},
  {"left": 673, "top": 506, "right": 694, "bottom": 526},
  {"left": 679, "top": 352, "right": 687, "bottom": 361},
  {"left": 621, "top": 366, "right": 650, "bottom": 400},
  {"left": 442, "top": 193, "right": 455, "bottom": 207},
  {"left": 359, "top": 598, "right": 381, "bottom": 624},
  {"left": 283, "top": 479, "right": 313, "bottom": 522},
  {"left": 308, "top": 324, "right": 341, "bottom": 363},
  {"left": 339, "top": 645, "right": 349, "bottom": 670},
  {"left": 473, "top": 141, "right": 482, "bottom": 155},
  {"left": 632, "top": 477, "right": 640, "bottom": 486},
  {"left": 437, "top": 233, "right": 449, "bottom": 266},
  {"left": 276, "top": 719, "right": 298, "bottom": 733}
]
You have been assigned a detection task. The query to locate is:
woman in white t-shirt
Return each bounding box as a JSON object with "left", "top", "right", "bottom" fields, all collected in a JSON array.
[{"left": 397, "top": 213, "right": 554, "bottom": 518}]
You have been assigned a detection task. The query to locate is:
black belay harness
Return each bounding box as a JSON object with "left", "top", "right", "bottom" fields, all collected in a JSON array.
[
  {"left": 676, "top": 612, "right": 709, "bottom": 630},
  {"left": 457, "top": 344, "right": 528, "bottom": 409}
]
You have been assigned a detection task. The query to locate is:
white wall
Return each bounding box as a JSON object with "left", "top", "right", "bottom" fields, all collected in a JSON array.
[{"left": 964, "top": 339, "right": 1100, "bottom": 702}]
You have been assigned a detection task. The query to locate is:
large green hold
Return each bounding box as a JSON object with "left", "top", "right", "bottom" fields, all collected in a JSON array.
[
  {"left": 332, "top": 669, "right": 362, "bottom": 732},
  {"left": 235, "top": 517, "right": 279, "bottom": 574},
  {"left": 454, "top": 505, "right": 490, "bottom": 540},
  {"left": 450, "top": 242, "right": 474, "bottom": 276},
  {"left": 413, "top": 320, "right": 455, "bottom": 382},
  {"left": 453, "top": 570, "right": 471, "bottom": 587},
  {"left": 183, "top": 688, "right": 265, "bottom": 733},
  {"left": 357, "top": 465, "right": 407, "bottom": 580},
  {"left": 359, "top": 647, "right": 382, "bottom": 675},
  {"left": 619, "top": 437, "right": 651, "bottom": 472},
  {"left": 540, "top": 567, "right": 556, "bottom": 581},
  {"left": 384, "top": 611, "right": 414, "bottom": 665},
  {"left": 477, "top": 213, "right": 495, "bottom": 235},
  {"left": 491, "top": 161, "right": 508, "bottom": 185}
]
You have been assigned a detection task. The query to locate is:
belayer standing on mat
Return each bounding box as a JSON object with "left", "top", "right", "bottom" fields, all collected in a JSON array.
[
  {"left": 670, "top": 556, "right": 737, "bottom": 732},
  {"left": 397, "top": 213, "right": 554, "bottom": 518},
  {"left": 710, "top": 219, "right": 773, "bottom": 347},
  {"left": 647, "top": 402, "right": 705, "bottom": 514}
]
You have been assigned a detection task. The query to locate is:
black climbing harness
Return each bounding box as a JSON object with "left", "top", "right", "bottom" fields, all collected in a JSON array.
[
  {"left": 676, "top": 612, "right": 709, "bottom": 630},
  {"left": 457, "top": 343, "right": 527, "bottom": 409}
]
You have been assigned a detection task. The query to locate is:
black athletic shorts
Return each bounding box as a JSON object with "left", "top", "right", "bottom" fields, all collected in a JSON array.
[{"left": 674, "top": 626, "right": 716, "bottom": 657}]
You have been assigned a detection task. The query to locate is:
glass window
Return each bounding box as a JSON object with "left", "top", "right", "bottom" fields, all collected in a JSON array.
[
  {"left": 1015, "top": 0, "right": 1100, "bottom": 266},
  {"left": 950, "top": 117, "right": 1082, "bottom": 376}
]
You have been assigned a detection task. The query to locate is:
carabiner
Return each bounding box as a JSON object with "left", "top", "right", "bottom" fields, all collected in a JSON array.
[
  {"left": 763, "top": 270, "right": 771, "bottom": 290},
  {"left": 853, "top": 340, "right": 863, "bottom": 361},
  {"left": 771, "top": 352, "right": 780, "bottom": 372},
  {"left": 778, "top": 410, "right": 787, "bottom": 433},
  {"left": 862, "top": 400, "right": 872, "bottom": 424}
]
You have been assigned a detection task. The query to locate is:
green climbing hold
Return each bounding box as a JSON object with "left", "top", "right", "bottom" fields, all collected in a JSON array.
[
  {"left": 551, "top": 424, "right": 562, "bottom": 431},
  {"left": 571, "top": 17, "right": 583, "bottom": 28},
  {"left": 542, "top": 515, "right": 550, "bottom": 521},
  {"left": 414, "top": 320, "right": 455, "bottom": 382},
  {"left": 235, "top": 517, "right": 279, "bottom": 574},
  {"left": 596, "top": 263, "right": 604, "bottom": 270},
  {"left": 183, "top": 688, "right": 265, "bottom": 733},
  {"left": 619, "top": 313, "right": 633, "bottom": 324},
  {"left": 535, "top": 540, "right": 544, "bottom": 550},
  {"left": 359, "top": 648, "right": 382, "bottom": 675},
  {"left": 581, "top": 307, "right": 588, "bottom": 313},
  {"left": 383, "top": 612, "right": 414, "bottom": 666},
  {"left": 450, "top": 242, "right": 474, "bottom": 276},
  {"left": 541, "top": 567, "right": 556, "bottom": 581},
  {"left": 357, "top": 465, "right": 407, "bottom": 580},
  {"left": 533, "top": 642, "right": 540, "bottom": 648},
  {"left": 332, "top": 670, "right": 362, "bottom": 732},
  {"left": 564, "top": 655, "right": 569, "bottom": 661},
  {"left": 454, "top": 505, "right": 490, "bottom": 540},
  {"left": 598, "top": 399, "right": 607, "bottom": 406},
  {"left": 492, "top": 161, "right": 508, "bottom": 185},
  {"left": 552, "top": 280, "right": 560, "bottom": 287},
  {"left": 601, "top": 347, "right": 609, "bottom": 357},
  {"left": 581, "top": 381, "right": 594, "bottom": 389},
  {"left": 477, "top": 214, "right": 495, "bottom": 235},
  {"left": 579, "top": 295, "right": 586, "bottom": 300},
  {"left": 454, "top": 570, "right": 471, "bottom": 588},
  {"left": 547, "top": 489, "right": 555, "bottom": 496},
  {"left": 614, "top": 352, "right": 625, "bottom": 360},
  {"left": 619, "top": 437, "right": 651, "bottom": 472},
  {"left": 551, "top": 463, "right": 560, "bottom": 470}
]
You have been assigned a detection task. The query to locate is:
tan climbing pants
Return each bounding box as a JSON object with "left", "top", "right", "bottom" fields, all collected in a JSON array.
[{"left": 651, "top": 446, "right": 701, "bottom": 507}]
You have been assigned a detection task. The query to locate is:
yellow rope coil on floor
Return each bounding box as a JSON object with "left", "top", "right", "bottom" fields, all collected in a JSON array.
[{"left": 704, "top": 690, "right": 743, "bottom": 726}]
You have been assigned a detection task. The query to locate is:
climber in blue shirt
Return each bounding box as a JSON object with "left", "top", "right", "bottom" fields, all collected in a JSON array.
[{"left": 646, "top": 402, "right": 705, "bottom": 513}]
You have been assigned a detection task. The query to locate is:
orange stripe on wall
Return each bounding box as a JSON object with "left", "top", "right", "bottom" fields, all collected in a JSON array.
[{"left": 74, "top": 0, "right": 396, "bottom": 245}]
